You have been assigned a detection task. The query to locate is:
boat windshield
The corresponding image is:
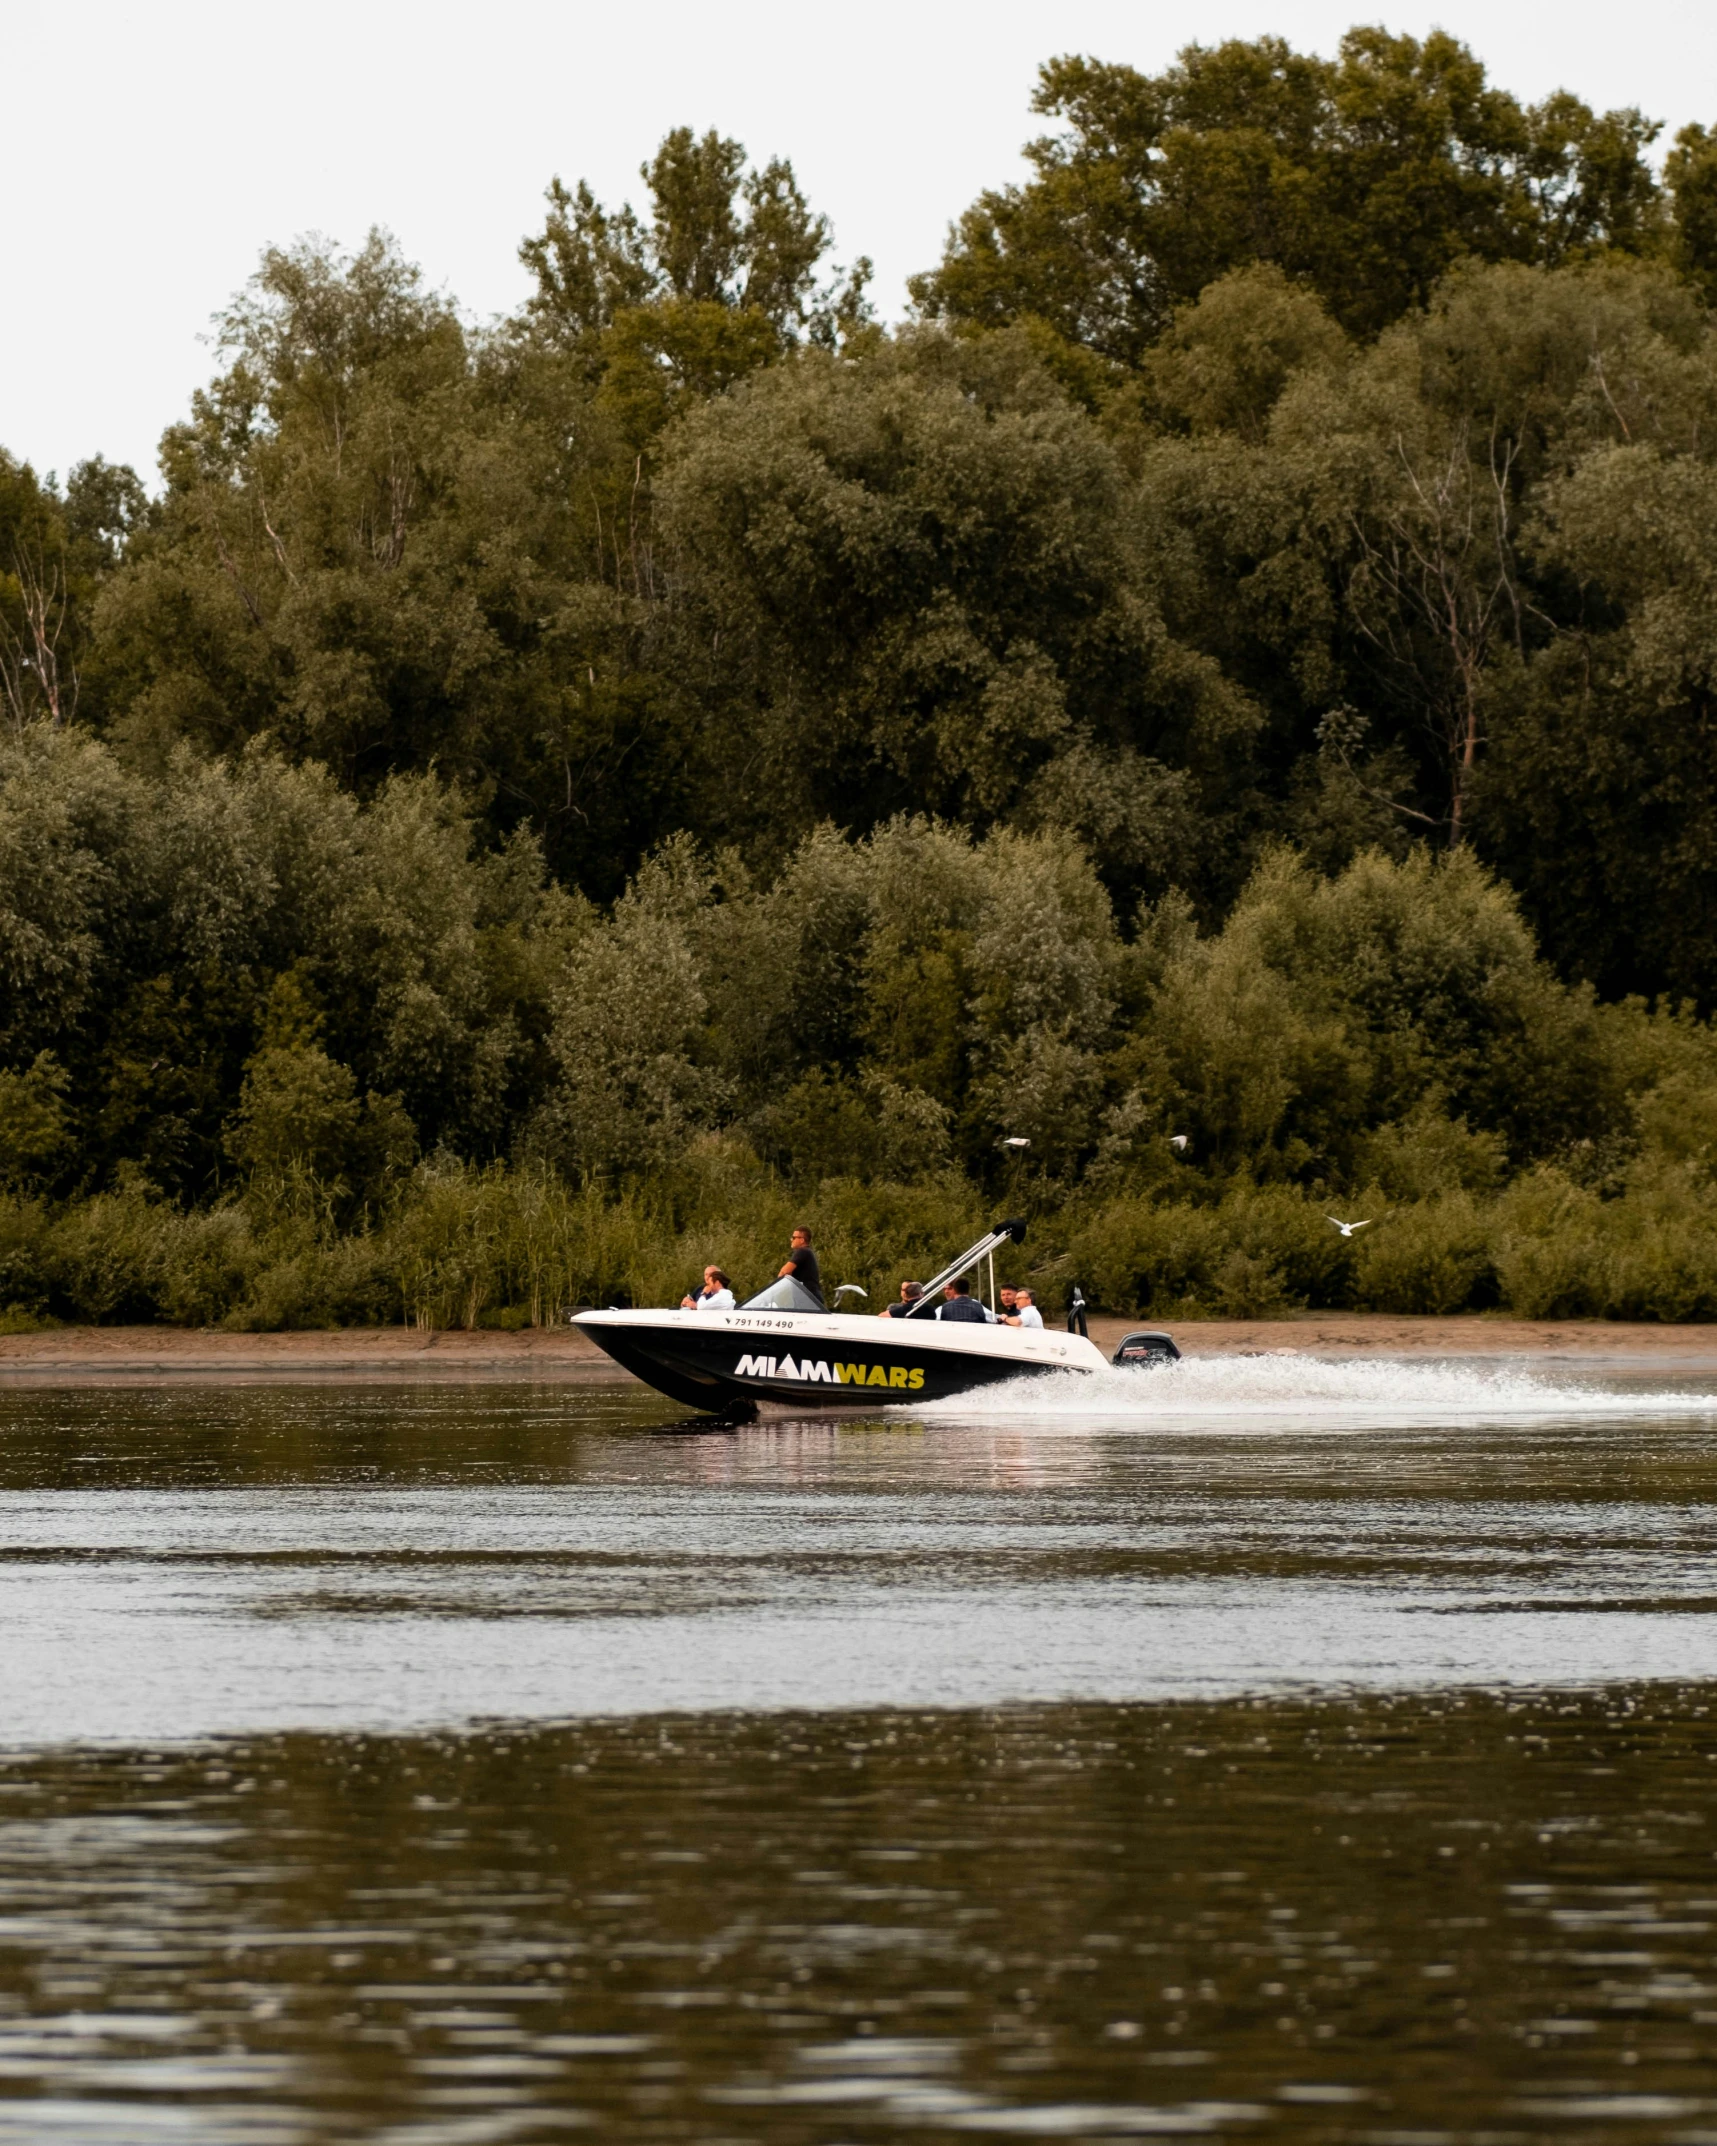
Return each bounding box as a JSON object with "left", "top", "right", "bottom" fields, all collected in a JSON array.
[{"left": 739, "top": 1277, "right": 825, "bottom": 1313}]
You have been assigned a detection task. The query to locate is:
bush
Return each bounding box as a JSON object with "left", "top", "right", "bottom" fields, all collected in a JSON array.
[
  {"left": 154, "top": 1208, "right": 260, "bottom": 1325},
  {"left": 1062, "top": 1182, "right": 1355, "bottom": 1317},
  {"left": 1493, "top": 1172, "right": 1609, "bottom": 1319},
  {"left": 0, "top": 1195, "right": 50, "bottom": 1318},
  {"left": 40, "top": 1190, "right": 261, "bottom": 1326},
  {"left": 378, "top": 1161, "right": 678, "bottom": 1327},
  {"left": 1603, "top": 1220, "right": 1717, "bottom": 1323},
  {"left": 1585, "top": 1164, "right": 1717, "bottom": 1323},
  {"left": 1352, "top": 1191, "right": 1495, "bottom": 1313},
  {"left": 44, "top": 1191, "right": 175, "bottom": 1323},
  {"left": 14, "top": 1112, "right": 1717, "bottom": 1332},
  {"left": 231, "top": 1230, "right": 393, "bottom": 1331},
  {"left": 1219, "top": 1184, "right": 1355, "bottom": 1308},
  {"left": 1062, "top": 1197, "right": 1224, "bottom": 1315}
]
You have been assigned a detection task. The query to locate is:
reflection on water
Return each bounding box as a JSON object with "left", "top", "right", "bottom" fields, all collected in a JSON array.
[
  {"left": 1, "top": 1375, "right": 1717, "bottom": 2137},
  {"left": 6, "top": 1698, "right": 1717, "bottom": 2141}
]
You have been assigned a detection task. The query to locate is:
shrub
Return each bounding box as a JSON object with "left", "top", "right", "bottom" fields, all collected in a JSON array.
[
  {"left": 231, "top": 1230, "right": 393, "bottom": 1331},
  {"left": 154, "top": 1208, "right": 260, "bottom": 1325},
  {"left": 802, "top": 1176, "right": 988, "bottom": 1306},
  {"left": 1063, "top": 1182, "right": 1355, "bottom": 1317},
  {"left": 43, "top": 1190, "right": 262, "bottom": 1326},
  {"left": 1061, "top": 1198, "right": 1225, "bottom": 1316},
  {"left": 0, "top": 1195, "right": 50, "bottom": 1318},
  {"left": 1493, "top": 1172, "right": 1608, "bottom": 1318},
  {"left": 44, "top": 1191, "right": 173, "bottom": 1323},
  {"left": 1352, "top": 1191, "right": 1495, "bottom": 1313},
  {"left": 1218, "top": 1183, "right": 1355, "bottom": 1307},
  {"left": 1603, "top": 1220, "right": 1717, "bottom": 1323},
  {"left": 1353, "top": 1104, "right": 1507, "bottom": 1201},
  {"left": 377, "top": 1161, "right": 681, "bottom": 1327}
]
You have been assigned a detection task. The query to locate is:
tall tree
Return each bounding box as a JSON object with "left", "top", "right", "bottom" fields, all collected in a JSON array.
[
  {"left": 1667, "top": 123, "right": 1717, "bottom": 304},
  {"left": 0, "top": 454, "right": 143, "bottom": 735},
  {"left": 87, "top": 231, "right": 697, "bottom": 894},
  {"left": 911, "top": 30, "right": 1662, "bottom": 361},
  {"left": 654, "top": 329, "right": 1245, "bottom": 904},
  {"left": 518, "top": 129, "right": 871, "bottom": 443}
]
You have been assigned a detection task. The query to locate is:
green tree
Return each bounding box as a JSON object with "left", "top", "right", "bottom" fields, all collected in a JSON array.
[
  {"left": 89, "top": 231, "right": 697, "bottom": 893},
  {"left": 1139, "top": 847, "right": 1626, "bottom": 1182},
  {"left": 1129, "top": 258, "right": 1708, "bottom": 876},
  {"left": 222, "top": 969, "right": 416, "bottom": 1223},
  {"left": 1481, "top": 444, "right": 1717, "bottom": 1004},
  {"left": 912, "top": 30, "right": 1663, "bottom": 360},
  {"left": 1666, "top": 123, "right": 1717, "bottom": 304},
  {"left": 0, "top": 1053, "right": 70, "bottom": 1188},
  {"left": 1141, "top": 263, "right": 1350, "bottom": 442},
  {"left": 654, "top": 329, "right": 1248, "bottom": 901},
  {"left": 518, "top": 127, "right": 872, "bottom": 443},
  {"left": 536, "top": 886, "right": 726, "bottom": 1183},
  {"left": 0, "top": 453, "right": 142, "bottom": 735},
  {"left": 0, "top": 727, "right": 579, "bottom": 1201}
]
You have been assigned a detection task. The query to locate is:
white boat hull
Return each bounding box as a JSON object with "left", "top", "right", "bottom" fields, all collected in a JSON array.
[{"left": 574, "top": 1307, "right": 1107, "bottom": 1416}]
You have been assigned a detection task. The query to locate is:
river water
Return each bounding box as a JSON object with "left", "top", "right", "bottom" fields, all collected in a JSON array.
[{"left": 3, "top": 1362, "right": 1717, "bottom": 2140}]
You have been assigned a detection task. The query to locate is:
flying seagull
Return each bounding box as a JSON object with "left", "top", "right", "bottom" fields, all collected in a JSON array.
[
  {"left": 1326, "top": 1216, "right": 1374, "bottom": 1238},
  {"left": 1169, "top": 1134, "right": 1190, "bottom": 1152}
]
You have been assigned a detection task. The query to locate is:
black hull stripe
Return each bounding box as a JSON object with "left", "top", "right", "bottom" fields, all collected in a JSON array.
[{"left": 579, "top": 1325, "right": 1071, "bottom": 1415}]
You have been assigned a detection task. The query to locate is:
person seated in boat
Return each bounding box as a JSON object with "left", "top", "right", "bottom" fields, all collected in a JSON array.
[
  {"left": 880, "top": 1281, "right": 923, "bottom": 1317},
  {"left": 777, "top": 1227, "right": 824, "bottom": 1307},
  {"left": 996, "top": 1285, "right": 1020, "bottom": 1322},
  {"left": 681, "top": 1266, "right": 735, "bottom": 1311},
  {"left": 1002, "top": 1286, "right": 1043, "bottom": 1330},
  {"left": 936, "top": 1277, "right": 991, "bottom": 1323}
]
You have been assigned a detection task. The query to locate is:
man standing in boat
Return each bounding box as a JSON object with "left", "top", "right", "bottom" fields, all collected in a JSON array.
[{"left": 777, "top": 1227, "right": 825, "bottom": 1307}]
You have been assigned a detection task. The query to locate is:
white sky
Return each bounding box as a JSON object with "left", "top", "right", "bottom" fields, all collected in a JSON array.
[{"left": 7, "top": 0, "right": 1712, "bottom": 484}]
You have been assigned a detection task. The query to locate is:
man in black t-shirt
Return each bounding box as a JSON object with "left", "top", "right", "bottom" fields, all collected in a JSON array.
[{"left": 777, "top": 1227, "right": 824, "bottom": 1307}]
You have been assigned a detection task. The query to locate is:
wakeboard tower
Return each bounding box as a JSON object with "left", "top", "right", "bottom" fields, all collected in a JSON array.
[{"left": 574, "top": 1217, "right": 1129, "bottom": 1418}]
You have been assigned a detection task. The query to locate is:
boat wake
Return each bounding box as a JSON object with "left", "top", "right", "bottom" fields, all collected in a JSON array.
[{"left": 906, "top": 1351, "right": 1717, "bottom": 1429}]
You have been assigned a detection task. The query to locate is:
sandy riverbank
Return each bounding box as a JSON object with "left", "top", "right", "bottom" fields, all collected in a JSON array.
[{"left": 0, "top": 1314, "right": 1714, "bottom": 1382}]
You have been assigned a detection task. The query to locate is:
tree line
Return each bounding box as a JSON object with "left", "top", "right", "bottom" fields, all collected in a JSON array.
[{"left": 4, "top": 28, "right": 1717, "bottom": 1325}]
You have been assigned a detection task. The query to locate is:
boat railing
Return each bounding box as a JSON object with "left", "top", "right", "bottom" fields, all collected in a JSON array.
[{"left": 902, "top": 1219, "right": 1026, "bottom": 1317}]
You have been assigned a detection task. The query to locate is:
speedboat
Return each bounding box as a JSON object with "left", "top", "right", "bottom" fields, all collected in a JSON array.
[{"left": 574, "top": 1218, "right": 1114, "bottom": 1417}]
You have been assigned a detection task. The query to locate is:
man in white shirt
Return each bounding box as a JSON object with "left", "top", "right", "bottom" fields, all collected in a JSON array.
[
  {"left": 681, "top": 1266, "right": 736, "bottom": 1311},
  {"left": 1003, "top": 1287, "right": 1043, "bottom": 1330}
]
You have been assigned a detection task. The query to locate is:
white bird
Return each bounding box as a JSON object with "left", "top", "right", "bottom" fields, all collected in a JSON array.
[
  {"left": 1168, "top": 1134, "right": 1190, "bottom": 1152},
  {"left": 1326, "top": 1216, "right": 1374, "bottom": 1238}
]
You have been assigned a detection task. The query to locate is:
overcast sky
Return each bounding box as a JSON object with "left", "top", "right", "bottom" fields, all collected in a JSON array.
[{"left": 7, "top": 0, "right": 1711, "bottom": 484}]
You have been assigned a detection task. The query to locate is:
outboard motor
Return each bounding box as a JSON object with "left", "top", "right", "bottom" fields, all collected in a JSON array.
[{"left": 1112, "top": 1329, "right": 1180, "bottom": 1366}]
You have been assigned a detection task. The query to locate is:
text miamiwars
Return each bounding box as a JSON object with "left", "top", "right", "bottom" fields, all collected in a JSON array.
[{"left": 734, "top": 1354, "right": 925, "bottom": 1390}]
